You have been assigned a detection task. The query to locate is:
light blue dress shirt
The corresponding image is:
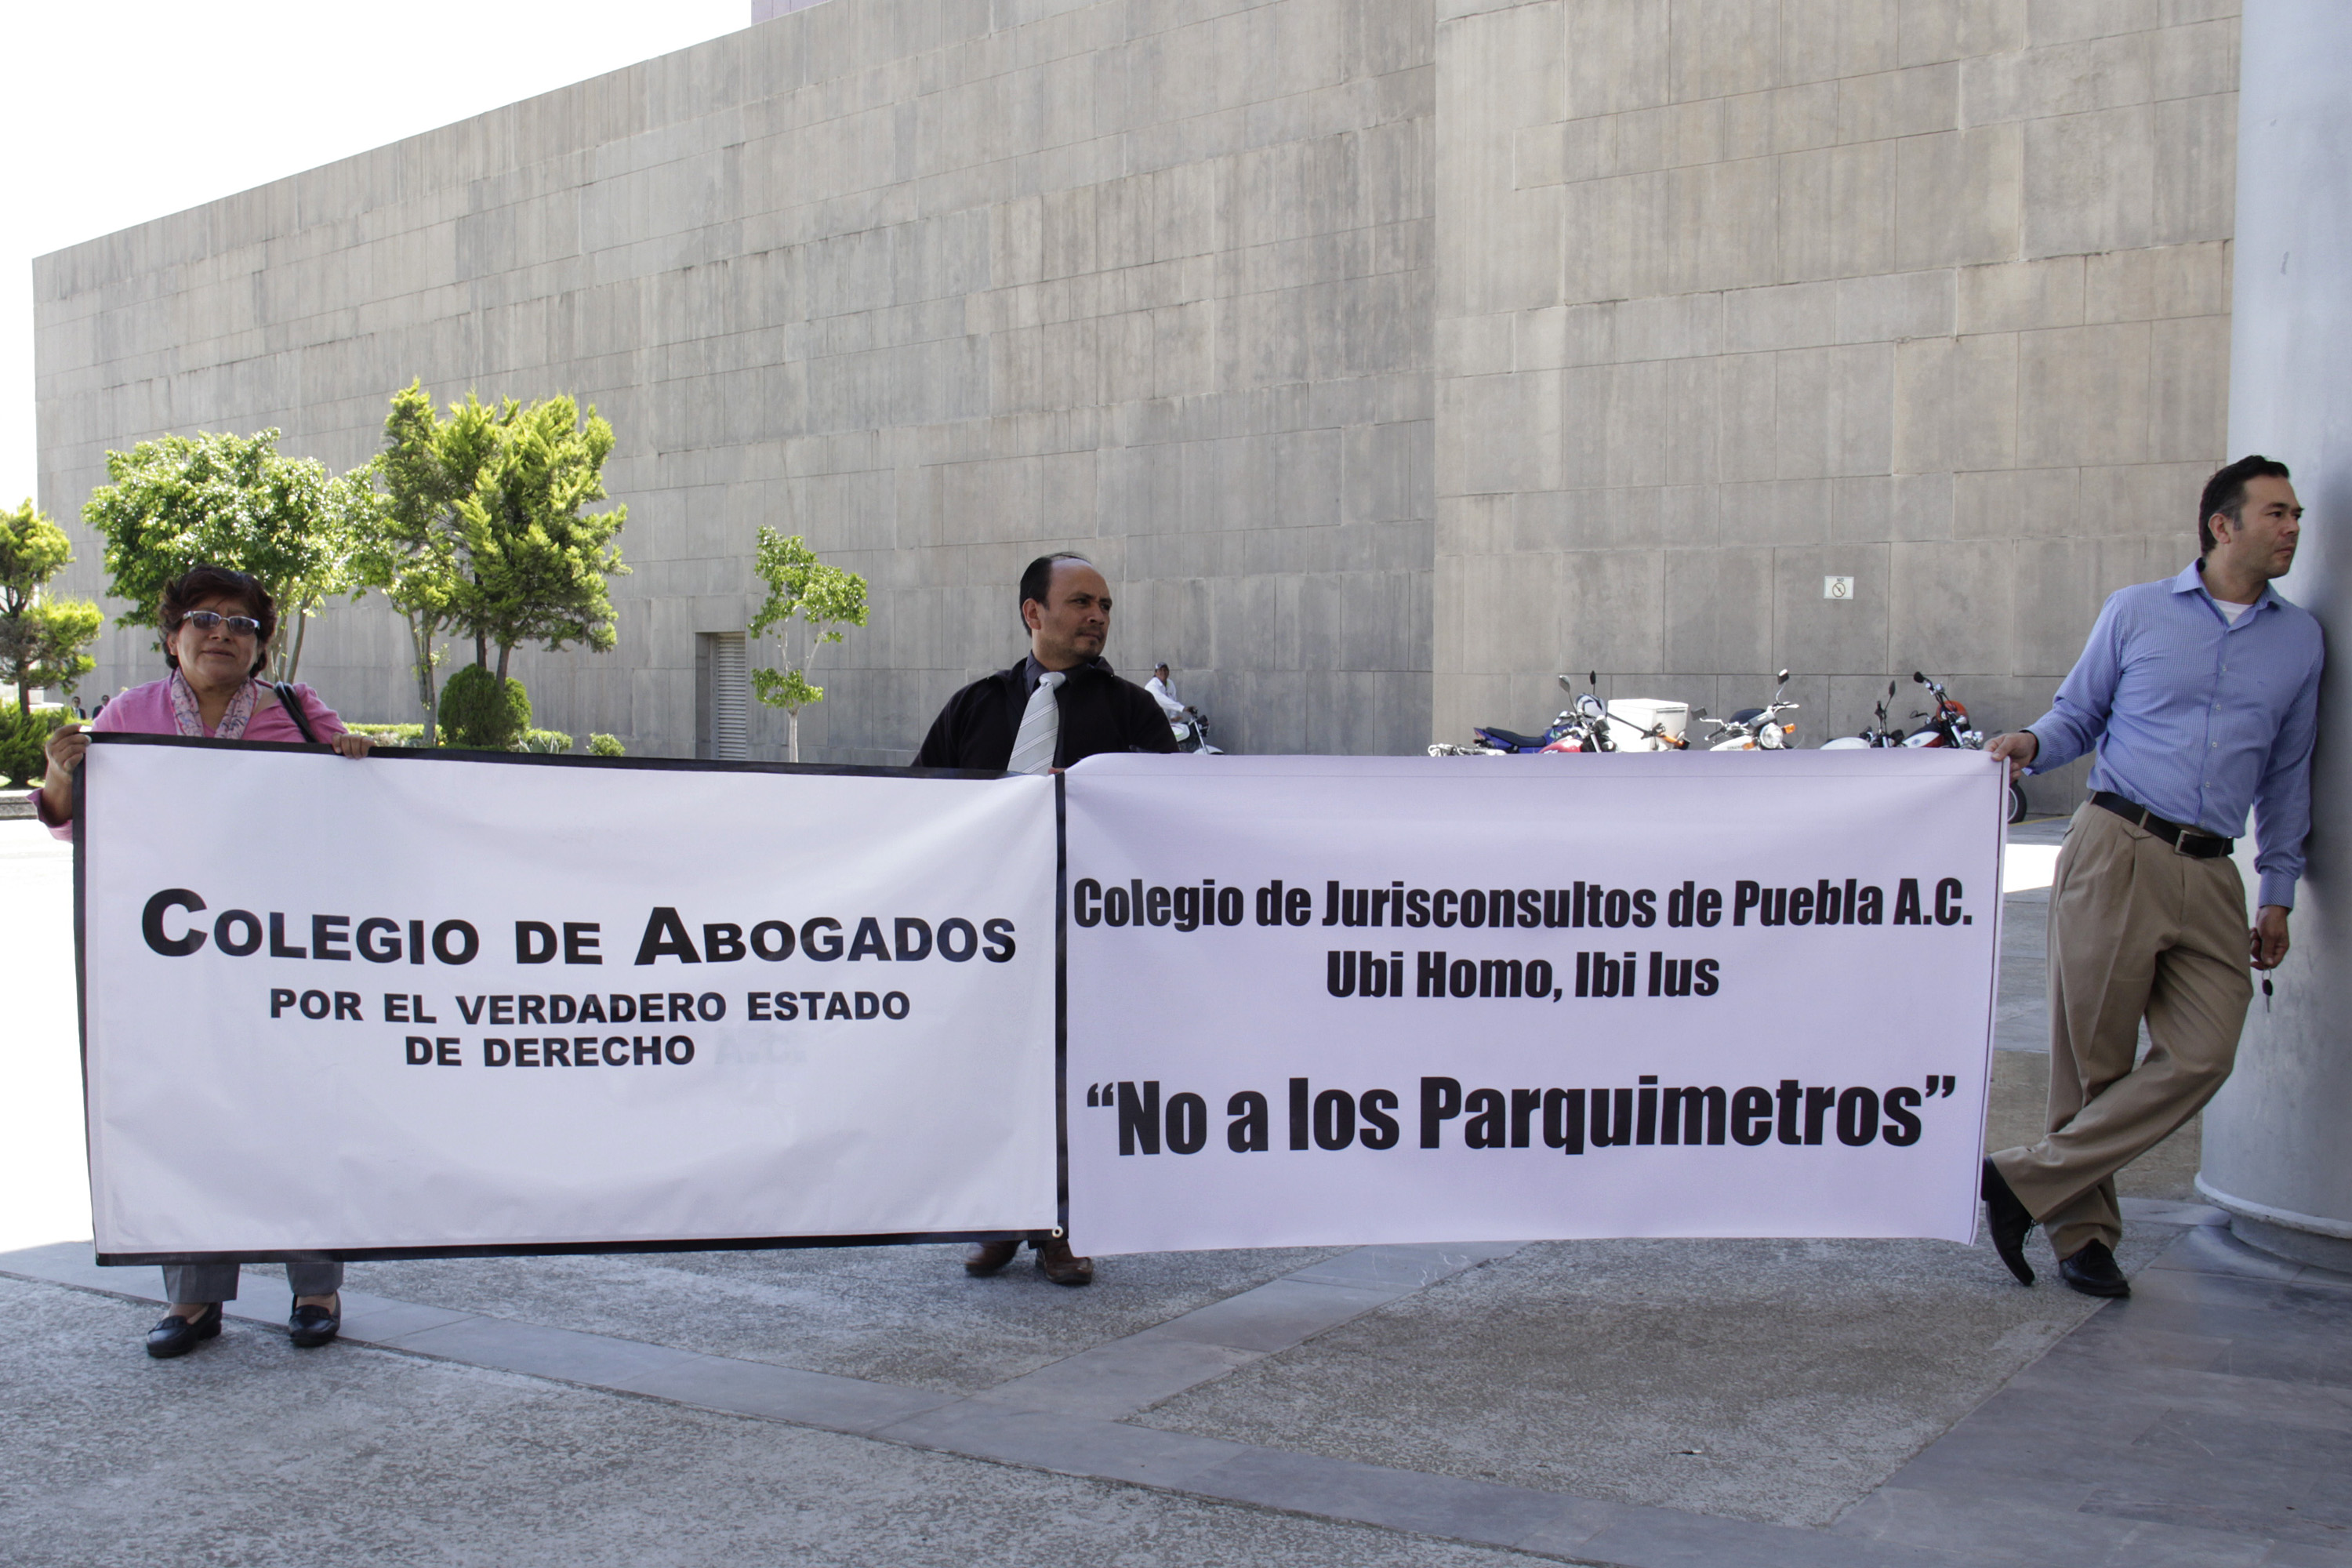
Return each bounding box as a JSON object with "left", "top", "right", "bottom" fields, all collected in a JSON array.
[{"left": 2028, "top": 561, "right": 2322, "bottom": 910}]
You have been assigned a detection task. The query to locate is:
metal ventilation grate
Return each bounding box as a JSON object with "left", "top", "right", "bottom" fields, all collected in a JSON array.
[{"left": 710, "top": 632, "right": 749, "bottom": 760}]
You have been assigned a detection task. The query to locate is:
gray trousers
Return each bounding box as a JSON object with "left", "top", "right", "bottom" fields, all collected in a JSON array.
[{"left": 163, "top": 1260, "right": 343, "bottom": 1305}]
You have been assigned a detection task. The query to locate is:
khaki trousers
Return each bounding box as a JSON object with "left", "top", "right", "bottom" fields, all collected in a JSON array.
[{"left": 1991, "top": 802, "right": 2252, "bottom": 1258}]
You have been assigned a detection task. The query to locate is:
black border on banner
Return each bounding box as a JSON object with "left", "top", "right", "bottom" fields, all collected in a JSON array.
[{"left": 74, "top": 731, "right": 1067, "bottom": 1266}]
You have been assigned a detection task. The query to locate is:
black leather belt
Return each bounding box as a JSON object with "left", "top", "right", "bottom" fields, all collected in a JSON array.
[{"left": 2092, "top": 791, "right": 2234, "bottom": 858}]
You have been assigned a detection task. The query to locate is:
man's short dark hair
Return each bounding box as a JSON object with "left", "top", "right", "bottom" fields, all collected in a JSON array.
[
  {"left": 160, "top": 565, "right": 277, "bottom": 677},
  {"left": 2199, "top": 456, "right": 2292, "bottom": 554},
  {"left": 1018, "top": 553, "right": 1093, "bottom": 627}
]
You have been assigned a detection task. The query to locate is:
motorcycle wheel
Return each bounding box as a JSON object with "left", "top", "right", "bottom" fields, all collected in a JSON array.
[{"left": 2008, "top": 779, "right": 2027, "bottom": 825}]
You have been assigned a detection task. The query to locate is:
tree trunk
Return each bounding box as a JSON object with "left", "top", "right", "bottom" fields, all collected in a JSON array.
[
  {"left": 409, "top": 613, "right": 439, "bottom": 746},
  {"left": 787, "top": 708, "right": 800, "bottom": 765},
  {"left": 282, "top": 604, "right": 310, "bottom": 685},
  {"left": 495, "top": 642, "right": 512, "bottom": 684},
  {"left": 476, "top": 630, "right": 488, "bottom": 670}
]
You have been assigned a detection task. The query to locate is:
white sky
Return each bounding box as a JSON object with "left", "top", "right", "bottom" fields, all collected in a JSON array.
[{"left": 0, "top": 0, "right": 748, "bottom": 514}]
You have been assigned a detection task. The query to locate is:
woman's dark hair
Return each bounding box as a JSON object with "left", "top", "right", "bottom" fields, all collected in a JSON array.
[
  {"left": 2198, "top": 456, "right": 2292, "bottom": 554},
  {"left": 160, "top": 566, "right": 277, "bottom": 678}
]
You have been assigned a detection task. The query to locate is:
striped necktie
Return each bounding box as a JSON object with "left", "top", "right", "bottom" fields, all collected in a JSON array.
[{"left": 1008, "top": 670, "right": 1065, "bottom": 775}]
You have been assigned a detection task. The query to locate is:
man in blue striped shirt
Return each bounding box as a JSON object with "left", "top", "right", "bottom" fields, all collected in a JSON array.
[{"left": 1980, "top": 456, "right": 2321, "bottom": 1298}]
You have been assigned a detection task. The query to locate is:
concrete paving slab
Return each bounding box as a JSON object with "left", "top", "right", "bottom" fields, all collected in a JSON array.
[
  {"left": 336, "top": 1290, "right": 478, "bottom": 1342},
  {"left": 1855, "top": 1225, "right": 2352, "bottom": 1562},
  {"left": 1147, "top": 1276, "right": 1402, "bottom": 1351},
  {"left": 347, "top": 1239, "right": 1347, "bottom": 1394},
  {"left": 1285, "top": 1240, "right": 1528, "bottom": 1291},
  {"left": 0, "top": 1276, "right": 1539, "bottom": 1568},
  {"left": 384, "top": 1309, "right": 706, "bottom": 1387},
  {"left": 978, "top": 1331, "right": 1262, "bottom": 1418},
  {"left": 873, "top": 1397, "right": 1251, "bottom": 1490},
  {"left": 1834, "top": 1485, "right": 2281, "bottom": 1567},
  {"left": 605, "top": 1350, "right": 959, "bottom": 1432},
  {"left": 1132, "top": 1229, "right": 2182, "bottom": 1528},
  {"left": 1185, "top": 1444, "right": 1592, "bottom": 1550},
  {"left": 1566, "top": 1502, "right": 1975, "bottom": 1568},
  {"left": 2153, "top": 1221, "right": 2325, "bottom": 1283}
]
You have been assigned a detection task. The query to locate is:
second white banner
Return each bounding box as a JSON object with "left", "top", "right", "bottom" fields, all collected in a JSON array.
[{"left": 1063, "top": 751, "right": 2004, "bottom": 1253}]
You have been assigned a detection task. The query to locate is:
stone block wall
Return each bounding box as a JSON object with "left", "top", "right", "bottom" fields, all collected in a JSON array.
[
  {"left": 36, "top": 0, "right": 2238, "bottom": 789},
  {"left": 1430, "top": 0, "right": 2236, "bottom": 806},
  {"left": 37, "top": 0, "right": 1436, "bottom": 761}
]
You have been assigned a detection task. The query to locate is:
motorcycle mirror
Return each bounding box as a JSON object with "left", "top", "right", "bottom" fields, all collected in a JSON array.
[
  {"left": 1588, "top": 670, "right": 1599, "bottom": 688},
  {"left": 1912, "top": 671, "right": 1926, "bottom": 684},
  {"left": 1557, "top": 674, "right": 1575, "bottom": 695},
  {"left": 1692, "top": 706, "right": 1708, "bottom": 719},
  {"left": 1887, "top": 681, "right": 1897, "bottom": 696},
  {"left": 1776, "top": 669, "right": 1790, "bottom": 683}
]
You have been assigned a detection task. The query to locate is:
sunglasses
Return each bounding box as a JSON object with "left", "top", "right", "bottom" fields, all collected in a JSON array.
[{"left": 178, "top": 610, "right": 263, "bottom": 637}]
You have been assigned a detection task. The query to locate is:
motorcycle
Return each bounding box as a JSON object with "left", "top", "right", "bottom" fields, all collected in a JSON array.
[
  {"left": 1820, "top": 681, "right": 1906, "bottom": 750},
  {"left": 1536, "top": 676, "right": 1617, "bottom": 753},
  {"left": 1901, "top": 671, "right": 2027, "bottom": 824},
  {"left": 1700, "top": 670, "right": 1800, "bottom": 750},
  {"left": 1169, "top": 706, "right": 1222, "bottom": 753},
  {"left": 1464, "top": 672, "right": 1602, "bottom": 754}
]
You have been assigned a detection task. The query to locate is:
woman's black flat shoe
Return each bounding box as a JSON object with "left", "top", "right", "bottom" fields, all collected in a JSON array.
[
  {"left": 146, "top": 1304, "right": 222, "bottom": 1359},
  {"left": 289, "top": 1301, "right": 340, "bottom": 1348}
]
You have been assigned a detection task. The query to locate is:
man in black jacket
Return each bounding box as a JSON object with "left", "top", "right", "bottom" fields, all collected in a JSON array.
[
  {"left": 913, "top": 554, "right": 1176, "bottom": 775},
  {"left": 916, "top": 551, "right": 1175, "bottom": 1284}
]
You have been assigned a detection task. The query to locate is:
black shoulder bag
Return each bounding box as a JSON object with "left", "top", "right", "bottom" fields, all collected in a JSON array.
[{"left": 272, "top": 682, "right": 321, "bottom": 745}]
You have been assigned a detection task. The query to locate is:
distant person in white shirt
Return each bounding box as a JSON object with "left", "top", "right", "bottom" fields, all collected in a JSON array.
[{"left": 1145, "top": 663, "right": 1188, "bottom": 720}]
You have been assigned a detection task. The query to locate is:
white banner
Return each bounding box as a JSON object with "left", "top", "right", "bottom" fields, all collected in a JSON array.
[
  {"left": 1063, "top": 752, "right": 2004, "bottom": 1253},
  {"left": 80, "top": 739, "right": 1059, "bottom": 1259}
]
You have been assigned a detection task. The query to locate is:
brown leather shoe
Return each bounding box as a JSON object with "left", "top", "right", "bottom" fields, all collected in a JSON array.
[
  {"left": 964, "top": 1239, "right": 1022, "bottom": 1276},
  {"left": 1034, "top": 1236, "right": 1094, "bottom": 1287}
]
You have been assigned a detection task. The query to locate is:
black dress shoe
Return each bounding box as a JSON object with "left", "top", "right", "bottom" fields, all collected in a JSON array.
[
  {"left": 2059, "top": 1240, "right": 2130, "bottom": 1298},
  {"left": 146, "top": 1304, "right": 222, "bottom": 1359},
  {"left": 964, "top": 1239, "right": 1022, "bottom": 1276},
  {"left": 289, "top": 1299, "right": 341, "bottom": 1348},
  {"left": 1981, "top": 1159, "right": 2037, "bottom": 1286}
]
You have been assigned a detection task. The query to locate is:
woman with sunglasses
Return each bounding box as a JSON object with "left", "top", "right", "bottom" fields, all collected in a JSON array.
[{"left": 34, "top": 564, "right": 372, "bottom": 1359}]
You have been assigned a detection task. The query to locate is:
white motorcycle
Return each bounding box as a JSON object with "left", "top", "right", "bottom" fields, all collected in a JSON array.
[
  {"left": 1697, "top": 670, "right": 1800, "bottom": 750},
  {"left": 1170, "top": 706, "right": 1222, "bottom": 753}
]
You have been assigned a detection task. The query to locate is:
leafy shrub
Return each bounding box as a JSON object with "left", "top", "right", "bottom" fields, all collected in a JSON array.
[
  {"left": 517, "top": 729, "right": 575, "bottom": 753},
  {"left": 437, "top": 664, "right": 532, "bottom": 750},
  {"left": 347, "top": 723, "right": 426, "bottom": 746},
  {"left": 0, "top": 706, "right": 74, "bottom": 787},
  {"left": 588, "top": 733, "right": 625, "bottom": 757}
]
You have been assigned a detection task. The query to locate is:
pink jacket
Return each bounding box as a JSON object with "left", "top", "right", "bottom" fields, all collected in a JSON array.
[{"left": 34, "top": 677, "right": 350, "bottom": 838}]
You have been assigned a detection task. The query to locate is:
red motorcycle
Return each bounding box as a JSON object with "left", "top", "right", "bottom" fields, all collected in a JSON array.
[{"left": 1903, "top": 671, "right": 2027, "bottom": 823}]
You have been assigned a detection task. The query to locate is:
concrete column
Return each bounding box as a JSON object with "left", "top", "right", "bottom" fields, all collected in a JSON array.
[{"left": 2201, "top": 0, "right": 2352, "bottom": 1271}]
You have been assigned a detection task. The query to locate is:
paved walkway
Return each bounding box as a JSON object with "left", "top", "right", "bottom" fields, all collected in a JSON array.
[
  {"left": 5, "top": 816, "right": 2344, "bottom": 1563},
  {"left": 5, "top": 1204, "right": 2346, "bottom": 1565}
]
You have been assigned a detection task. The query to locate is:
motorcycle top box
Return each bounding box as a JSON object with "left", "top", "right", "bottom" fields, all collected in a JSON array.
[{"left": 1603, "top": 698, "right": 1689, "bottom": 752}]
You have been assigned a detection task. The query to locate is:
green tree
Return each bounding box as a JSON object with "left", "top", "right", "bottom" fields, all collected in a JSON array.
[
  {"left": 356, "top": 383, "right": 482, "bottom": 745},
  {"left": 448, "top": 394, "right": 629, "bottom": 684},
  {"left": 0, "top": 499, "right": 103, "bottom": 714},
  {"left": 80, "top": 430, "right": 361, "bottom": 683},
  {"left": 748, "top": 530, "right": 869, "bottom": 763}
]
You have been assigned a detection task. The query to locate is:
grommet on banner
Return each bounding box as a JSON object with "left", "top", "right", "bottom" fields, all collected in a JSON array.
[{"left": 1051, "top": 1227, "right": 1065, "bottom": 1239}]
